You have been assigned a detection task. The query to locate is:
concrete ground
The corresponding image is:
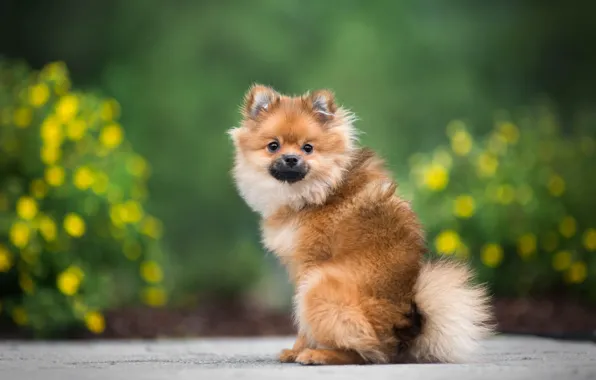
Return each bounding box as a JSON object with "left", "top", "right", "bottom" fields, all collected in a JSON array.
[{"left": 1, "top": 335, "right": 595, "bottom": 380}]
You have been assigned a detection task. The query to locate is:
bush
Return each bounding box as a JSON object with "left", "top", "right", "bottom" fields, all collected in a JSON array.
[
  {"left": 405, "top": 104, "right": 596, "bottom": 301},
  {"left": 0, "top": 60, "right": 168, "bottom": 337}
]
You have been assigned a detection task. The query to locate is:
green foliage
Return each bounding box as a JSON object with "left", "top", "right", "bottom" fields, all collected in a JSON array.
[
  {"left": 0, "top": 60, "right": 168, "bottom": 337},
  {"left": 405, "top": 104, "right": 596, "bottom": 300}
]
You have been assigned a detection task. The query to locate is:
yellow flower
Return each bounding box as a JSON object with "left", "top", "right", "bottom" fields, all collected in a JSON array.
[
  {"left": 10, "top": 221, "right": 30, "bottom": 248},
  {"left": 140, "top": 260, "right": 163, "bottom": 283},
  {"left": 123, "top": 241, "right": 142, "bottom": 261},
  {"left": 16, "top": 196, "right": 38, "bottom": 220},
  {"left": 73, "top": 166, "right": 95, "bottom": 190},
  {"left": 57, "top": 266, "right": 83, "bottom": 296},
  {"left": 542, "top": 231, "right": 559, "bottom": 252},
  {"left": 583, "top": 228, "right": 596, "bottom": 251},
  {"left": 481, "top": 244, "right": 504, "bottom": 268},
  {"left": 54, "top": 77, "right": 71, "bottom": 96},
  {"left": 13, "top": 107, "right": 33, "bottom": 128},
  {"left": 109, "top": 204, "right": 124, "bottom": 227},
  {"left": 100, "top": 123, "right": 123, "bottom": 148},
  {"left": 30, "top": 179, "right": 48, "bottom": 199},
  {"left": 516, "top": 185, "right": 534, "bottom": 205},
  {"left": 497, "top": 122, "right": 519, "bottom": 144},
  {"left": 124, "top": 201, "right": 144, "bottom": 223},
  {"left": 66, "top": 119, "right": 87, "bottom": 140},
  {"left": 40, "top": 144, "right": 61, "bottom": 165},
  {"left": 559, "top": 216, "right": 577, "bottom": 238},
  {"left": 517, "top": 233, "right": 537, "bottom": 259},
  {"left": 39, "top": 215, "right": 57, "bottom": 242},
  {"left": 91, "top": 172, "right": 109, "bottom": 195},
  {"left": 84, "top": 311, "right": 105, "bottom": 334},
  {"left": 40, "top": 116, "right": 63, "bottom": 144},
  {"left": 41, "top": 61, "right": 67, "bottom": 81},
  {"left": 141, "top": 286, "right": 167, "bottom": 307},
  {"left": 434, "top": 230, "right": 460, "bottom": 254},
  {"left": 552, "top": 250, "right": 572, "bottom": 271},
  {"left": 451, "top": 129, "right": 473, "bottom": 156},
  {"left": 64, "top": 213, "right": 86, "bottom": 237},
  {"left": 12, "top": 306, "right": 28, "bottom": 326},
  {"left": 0, "top": 245, "right": 12, "bottom": 272},
  {"left": 140, "top": 216, "right": 163, "bottom": 239},
  {"left": 496, "top": 184, "right": 515, "bottom": 204},
  {"left": 29, "top": 83, "right": 50, "bottom": 107},
  {"left": 565, "top": 262, "right": 587, "bottom": 284},
  {"left": 19, "top": 273, "right": 35, "bottom": 294},
  {"left": 45, "top": 166, "right": 65, "bottom": 186},
  {"left": 110, "top": 201, "right": 144, "bottom": 225},
  {"left": 476, "top": 153, "right": 499, "bottom": 177},
  {"left": 100, "top": 99, "right": 121, "bottom": 121},
  {"left": 56, "top": 95, "right": 79, "bottom": 122},
  {"left": 547, "top": 175, "right": 565, "bottom": 197},
  {"left": 423, "top": 164, "right": 449, "bottom": 191},
  {"left": 453, "top": 195, "right": 475, "bottom": 218}
]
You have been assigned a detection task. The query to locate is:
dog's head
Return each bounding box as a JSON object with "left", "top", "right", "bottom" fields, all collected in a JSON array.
[{"left": 228, "top": 84, "right": 358, "bottom": 215}]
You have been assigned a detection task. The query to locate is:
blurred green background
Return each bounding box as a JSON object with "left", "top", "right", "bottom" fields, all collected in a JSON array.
[{"left": 1, "top": 0, "right": 595, "bottom": 338}]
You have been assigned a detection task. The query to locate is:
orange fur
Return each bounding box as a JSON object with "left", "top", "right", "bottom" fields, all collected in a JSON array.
[{"left": 228, "top": 84, "right": 494, "bottom": 365}]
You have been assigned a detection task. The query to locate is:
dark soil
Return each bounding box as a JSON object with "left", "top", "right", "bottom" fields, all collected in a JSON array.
[{"left": 2, "top": 297, "right": 595, "bottom": 340}]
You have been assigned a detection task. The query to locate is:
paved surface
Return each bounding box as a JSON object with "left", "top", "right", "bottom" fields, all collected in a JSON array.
[{"left": 1, "top": 335, "right": 595, "bottom": 380}]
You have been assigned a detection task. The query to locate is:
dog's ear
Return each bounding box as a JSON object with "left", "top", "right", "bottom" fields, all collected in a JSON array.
[
  {"left": 306, "top": 89, "right": 337, "bottom": 123},
  {"left": 241, "top": 84, "right": 280, "bottom": 120}
]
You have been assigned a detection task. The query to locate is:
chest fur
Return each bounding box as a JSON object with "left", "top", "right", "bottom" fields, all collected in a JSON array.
[{"left": 261, "top": 218, "right": 300, "bottom": 257}]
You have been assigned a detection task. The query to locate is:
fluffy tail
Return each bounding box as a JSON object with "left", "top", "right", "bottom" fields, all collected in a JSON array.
[{"left": 406, "top": 258, "right": 495, "bottom": 363}]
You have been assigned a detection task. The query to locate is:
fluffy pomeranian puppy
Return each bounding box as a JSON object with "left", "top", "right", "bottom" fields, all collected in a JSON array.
[{"left": 228, "top": 84, "right": 494, "bottom": 365}]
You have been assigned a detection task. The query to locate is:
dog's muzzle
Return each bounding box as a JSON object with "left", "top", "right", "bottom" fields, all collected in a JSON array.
[{"left": 269, "top": 154, "right": 308, "bottom": 183}]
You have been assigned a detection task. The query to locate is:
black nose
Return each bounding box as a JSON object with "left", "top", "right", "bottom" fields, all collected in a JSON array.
[{"left": 282, "top": 154, "right": 301, "bottom": 168}]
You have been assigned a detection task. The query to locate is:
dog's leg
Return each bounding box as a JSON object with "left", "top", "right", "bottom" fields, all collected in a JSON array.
[
  {"left": 295, "top": 348, "right": 366, "bottom": 365},
  {"left": 294, "top": 270, "right": 390, "bottom": 365},
  {"left": 279, "top": 333, "right": 308, "bottom": 363}
]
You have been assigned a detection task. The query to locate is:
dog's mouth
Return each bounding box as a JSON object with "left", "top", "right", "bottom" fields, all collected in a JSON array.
[{"left": 269, "top": 167, "right": 308, "bottom": 184}]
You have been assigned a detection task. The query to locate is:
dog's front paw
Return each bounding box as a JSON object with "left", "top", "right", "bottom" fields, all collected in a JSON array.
[
  {"left": 295, "top": 348, "right": 329, "bottom": 365},
  {"left": 296, "top": 348, "right": 366, "bottom": 365},
  {"left": 279, "top": 348, "right": 300, "bottom": 363}
]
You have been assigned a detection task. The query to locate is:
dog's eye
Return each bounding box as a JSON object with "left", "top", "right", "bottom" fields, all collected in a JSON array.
[
  {"left": 267, "top": 141, "right": 280, "bottom": 153},
  {"left": 302, "top": 144, "right": 314, "bottom": 154}
]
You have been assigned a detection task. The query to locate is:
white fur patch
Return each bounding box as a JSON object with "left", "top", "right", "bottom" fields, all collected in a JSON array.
[
  {"left": 261, "top": 219, "right": 299, "bottom": 257},
  {"left": 230, "top": 153, "right": 349, "bottom": 217},
  {"left": 293, "top": 269, "right": 324, "bottom": 346}
]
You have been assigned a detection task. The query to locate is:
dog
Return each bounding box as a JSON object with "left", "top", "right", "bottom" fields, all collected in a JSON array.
[{"left": 227, "top": 84, "right": 494, "bottom": 365}]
